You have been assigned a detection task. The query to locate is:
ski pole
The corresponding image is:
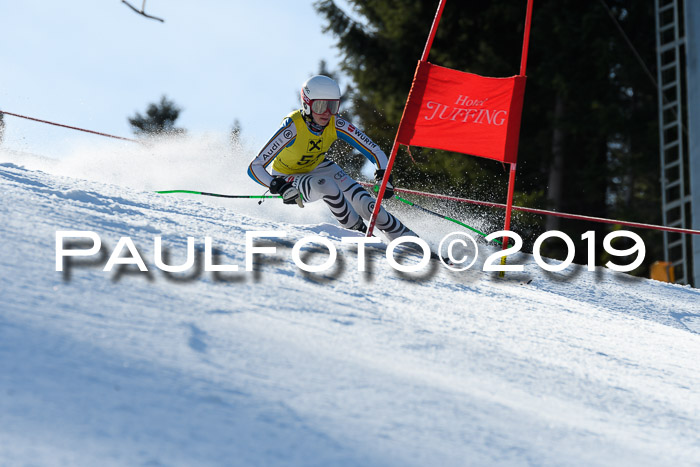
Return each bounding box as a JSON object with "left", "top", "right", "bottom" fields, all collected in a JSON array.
[
  {"left": 394, "top": 195, "right": 503, "bottom": 246},
  {"left": 156, "top": 190, "right": 282, "bottom": 199}
]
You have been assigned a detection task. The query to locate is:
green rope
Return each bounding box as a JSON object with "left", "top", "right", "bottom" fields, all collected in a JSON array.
[{"left": 395, "top": 195, "right": 502, "bottom": 246}]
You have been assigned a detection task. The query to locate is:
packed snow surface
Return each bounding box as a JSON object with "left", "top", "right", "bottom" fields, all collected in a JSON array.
[{"left": 1, "top": 139, "right": 699, "bottom": 466}]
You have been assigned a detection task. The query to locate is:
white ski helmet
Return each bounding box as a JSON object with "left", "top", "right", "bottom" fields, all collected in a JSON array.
[{"left": 301, "top": 75, "right": 341, "bottom": 116}]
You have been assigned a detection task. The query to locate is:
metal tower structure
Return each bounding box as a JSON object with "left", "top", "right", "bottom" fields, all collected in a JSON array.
[{"left": 655, "top": 0, "right": 699, "bottom": 286}]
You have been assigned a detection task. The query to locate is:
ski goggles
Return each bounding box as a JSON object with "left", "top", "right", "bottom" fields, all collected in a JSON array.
[{"left": 310, "top": 99, "right": 340, "bottom": 115}]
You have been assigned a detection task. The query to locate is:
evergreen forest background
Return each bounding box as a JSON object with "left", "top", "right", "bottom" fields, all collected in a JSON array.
[{"left": 316, "top": 0, "right": 661, "bottom": 274}]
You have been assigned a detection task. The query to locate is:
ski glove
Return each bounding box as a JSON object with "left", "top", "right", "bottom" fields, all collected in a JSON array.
[
  {"left": 269, "top": 177, "right": 304, "bottom": 208},
  {"left": 373, "top": 169, "right": 395, "bottom": 201}
]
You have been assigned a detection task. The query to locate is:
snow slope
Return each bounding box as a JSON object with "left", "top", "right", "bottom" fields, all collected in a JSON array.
[{"left": 1, "top": 142, "right": 700, "bottom": 466}]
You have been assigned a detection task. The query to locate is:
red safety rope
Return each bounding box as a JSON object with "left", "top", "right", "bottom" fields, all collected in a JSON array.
[
  {"left": 0, "top": 110, "right": 139, "bottom": 143},
  {"left": 359, "top": 182, "right": 700, "bottom": 236}
]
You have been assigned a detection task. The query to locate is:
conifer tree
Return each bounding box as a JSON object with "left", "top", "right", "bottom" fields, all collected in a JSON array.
[
  {"left": 0, "top": 112, "right": 5, "bottom": 146},
  {"left": 229, "top": 119, "right": 242, "bottom": 151},
  {"left": 129, "top": 95, "right": 185, "bottom": 136}
]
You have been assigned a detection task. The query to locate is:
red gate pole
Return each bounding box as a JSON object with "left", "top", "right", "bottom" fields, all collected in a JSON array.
[
  {"left": 499, "top": 0, "right": 534, "bottom": 271},
  {"left": 503, "top": 163, "right": 518, "bottom": 235},
  {"left": 366, "top": 0, "right": 447, "bottom": 237},
  {"left": 520, "top": 0, "right": 535, "bottom": 77}
]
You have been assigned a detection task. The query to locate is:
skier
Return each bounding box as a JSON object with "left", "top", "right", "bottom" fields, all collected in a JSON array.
[{"left": 247, "top": 75, "right": 416, "bottom": 240}]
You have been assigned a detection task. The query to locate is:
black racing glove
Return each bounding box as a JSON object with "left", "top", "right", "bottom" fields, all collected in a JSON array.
[
  {"left": 269, "top": 177, "right": 304, "bottom": 208},
  {"left": 373, "top": 169, "right": 395, "bottom": 201}
]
